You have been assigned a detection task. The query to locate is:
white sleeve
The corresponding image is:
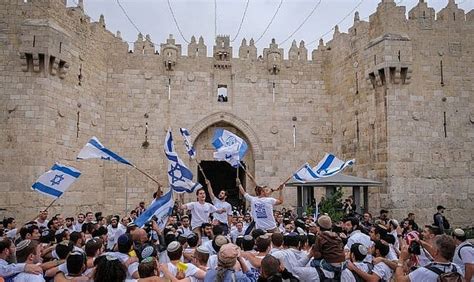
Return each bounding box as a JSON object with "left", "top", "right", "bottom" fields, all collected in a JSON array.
[
  {"left": 127, "top": 262, "right": 139, "bottom": 277},
  {"left": 244, "top": 193, "right": 253, "bottom": 202},
  {"left": 267, "top": 197, "right": 277, "bottom": 206},
  {"left": 185, "top": 263, "right": 198, "bottom": 276},
  {"left": 0, "top": 262, "right": 25, "bottom": 277},
  {"left": 185, "top": 202, "right": 194, "bottom": 210},
  {"left": 460, "top": 247, "right": 474, "bottom": 263},
  {"left": 372, "top": 263, "right": 388, "bottom": 280},
  {"left": 226, "top": 203, "right": 233, "bottom": 215},
  {"left": 292, "top": 266, "right": 320, "bottom": 281},
  {"left": 208, "top": 204, "right": 218, "bottom": 213}
]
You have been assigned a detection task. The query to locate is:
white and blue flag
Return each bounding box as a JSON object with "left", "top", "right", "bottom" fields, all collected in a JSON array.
[
  {"left": 179, "top": 128, "right": 196, "bottom": 159},
  {"left": 32, "top": 163, "right": 81, "bottom": 199},
  {"left": 134, "top": 190, "right": 174, "bottom": 229},
  {"left": 212, "top": 129, "right": 248, "bottom": 168},
  {"left": 77, "top": 136, "right": 132, "bottom": 166},
  {"left": 293, "top": 153, "right": 355, "bottom": 182},
  {"left": 164, "top": 129, "right": 202, "bottom": 193}
]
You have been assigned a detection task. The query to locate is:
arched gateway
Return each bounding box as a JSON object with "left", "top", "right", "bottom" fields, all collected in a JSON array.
[{"left": 185, "top": 112, "right": 263, "bottom": 208}]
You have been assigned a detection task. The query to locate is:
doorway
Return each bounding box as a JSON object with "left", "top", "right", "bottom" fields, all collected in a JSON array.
[{"left": 197, "top": 161, "right": 246, "bottom": 210}]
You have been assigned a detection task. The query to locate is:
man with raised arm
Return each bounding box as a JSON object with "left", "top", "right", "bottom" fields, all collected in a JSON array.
[
  {"left": 237, "top": 178, "right": 284, "bottom": 233},
  {"left": 205, "top": 179, "right": 233, "bottom": 235},
  {"left": 180, "top": 188, "right": 226, "bottom": 237}
]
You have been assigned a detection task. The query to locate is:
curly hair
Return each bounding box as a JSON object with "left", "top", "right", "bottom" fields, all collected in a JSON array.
[{"left": 93, "top": 257, "right": 127, "bottom": 282}]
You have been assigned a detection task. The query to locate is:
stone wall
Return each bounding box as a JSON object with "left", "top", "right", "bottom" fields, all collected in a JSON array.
[{"left": 0, "top": 0, "right": 472, "bottom": 227}]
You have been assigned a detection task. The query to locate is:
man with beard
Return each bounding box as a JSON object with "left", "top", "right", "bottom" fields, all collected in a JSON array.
[
  {"left": 205, "top": 179, "right": 233, "bottom": 235},
  {"left": 200, "top": 223, "right": 214, "bottom": 244},
  {"left": 344, "top": 217, "right": 372, "bottom": 252},
  {"left": 107, "top": 216, "right": 125, "bottom": 251},
  {"left": 65, "top": 217, "right": 75, "bottom": 233},
  {"left": 0, "top": 239, "right": 43, "bottom": 278},
  {"left": 73, "top": 213, "right": 85, "bottom": 232},
  {"left": 177, "top": 215, "right": 193, "bottom": 237},
  {"left": 237, "top": 179, "right": 284, "bottom": 233}
]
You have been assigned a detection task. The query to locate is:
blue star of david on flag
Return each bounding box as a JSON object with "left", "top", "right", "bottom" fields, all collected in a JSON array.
[
  {"left": 164, "top": 129, "right": 202, "bottom": 194},
  {"left": 50, "top": 174, "right": 64, "bottom": 186},
  {"left": 77, "top": 136, "right": 132, "bottom": 166},
  {"left": 293, "top": 153, "right": 355, "bottom": 183},
  {"left": 32, "top": 163, "right": 81, "bottom": 199}
]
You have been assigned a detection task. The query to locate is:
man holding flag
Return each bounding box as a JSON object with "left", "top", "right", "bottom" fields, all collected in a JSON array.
[
  {"left": 204, "top": 179, "right": 233, "bottom": 235},
  {"left": 237, "top": 179, "right": 284, "bottom": 234},
  {"left": 180, "top": 188, "right": 226, "bottom": 237}
]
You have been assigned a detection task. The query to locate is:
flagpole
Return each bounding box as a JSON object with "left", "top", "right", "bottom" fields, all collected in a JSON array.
[
  {"left": 132, "top": 165, "right": 162, "bottom": 187},
  {"left": 194, "top": 159, "right": 209, "bottom": 182},
  {"left": 30, "top": 198, "right": 58, "bottom": 222},
  {"left": 272, "top": 163, "right": 308, "bottom": 192},
  {"left": 239, "top": 163, "right": 257, "bottom": 185}
]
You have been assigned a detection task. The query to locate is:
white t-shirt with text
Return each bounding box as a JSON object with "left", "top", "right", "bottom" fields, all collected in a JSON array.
[
  {"left": 244, "top": 193, "right": 277, "bottom": 231},
  {"left": 185, "top": 202, "right": 218, "bottom": 229}
]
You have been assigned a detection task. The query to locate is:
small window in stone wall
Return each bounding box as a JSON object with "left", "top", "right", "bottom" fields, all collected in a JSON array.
[{"left": 217, "top": 85, "right": 228, "bottom": 102}]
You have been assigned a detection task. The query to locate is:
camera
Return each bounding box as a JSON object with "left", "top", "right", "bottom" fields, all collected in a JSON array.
[{"left": 408, "top": 241, "right": 421, "bottom": 255}]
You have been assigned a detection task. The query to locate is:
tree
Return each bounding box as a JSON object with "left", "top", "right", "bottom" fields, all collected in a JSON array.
[{"left": 319, "top": 187, "right": 344, "bottom": 222}]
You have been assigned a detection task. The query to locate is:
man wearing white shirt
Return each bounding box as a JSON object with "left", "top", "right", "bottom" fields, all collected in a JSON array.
[
  {"left": 107, "top": 216, "right": 125, "bottom": 251},
  {"left": 13, "top": 240, "right": 45, "bottom": 282},
  {"left": 343, "top": 243, "right": 373, "bottom": 281},
  {"left": 237, "top": 178, "right": 284, "bottom": 233},
  {"left": 177, "top": 215, "right": 193, "bottom": 237},
  {"left": 343, "top": 217, "right": 372, "bottom": 251},
  {"left": 205, "top": 179, "right": 233, "bottom": 235},
  {"left": 180, "top": 188, "right": 225, "bottom": 237},
  {"left": 0, "top": 239, "right": 43, "bottom": 279},
  {"left": 396, "top": 234, "right": 465, "bottom": 281},
  {"left": 452, "top": 228, "right": 474, "bottom": 281},
  {"left": 34, "top": 210, "right": 49, "bottom": 229},
  {"left": 348, "top": 240, "right": 393, "bottom": 282},
  {"left": 230, "top": 221, "right": 245, "bottom": 243},
  {"left": 73, "top": 213, "right": 85, "bottom": 232}
]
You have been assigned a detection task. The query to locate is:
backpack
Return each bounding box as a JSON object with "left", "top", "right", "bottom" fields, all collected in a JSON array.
[
  {"left": 458, "top": 243, "right": 474, "bottom": 260},
  {"left": 351, "top": 262, "right": 374, "bottom": 282},
  {"left": 442, "top": 216, "right": 450, "bottom": 230},
  {"left": 425, "top": 263, "right": 463, "bottom": 282},
  {"left": 313, "top": 264, "right": 343, "bottom": 282}
]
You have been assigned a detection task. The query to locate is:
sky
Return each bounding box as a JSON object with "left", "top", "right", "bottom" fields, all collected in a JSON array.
[{"left": 72, "top": 0, "right": 474, "bottom": 55}]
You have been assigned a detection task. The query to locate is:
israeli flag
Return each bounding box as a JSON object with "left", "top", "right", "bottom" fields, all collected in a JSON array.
[
  {"left": 164, "top": 129, "right": 202, "bottom": 193},
  {"left": 179, "top": 128, "right": 196, "bottom": 159},
  {"left": 32, "top": 163, "right": 81, "bottom": 199},
  {"left": 212, "top": 129, "right": 248, "bottom": 168},
  {"left": 134, "top": 190, "right": 174, "bottom": 229},
  {"left": 77, "top": 137, "right": 132, "bottom": 166},
  {"left": 293, "top": 153, "right": 355, "bottom": 182}
]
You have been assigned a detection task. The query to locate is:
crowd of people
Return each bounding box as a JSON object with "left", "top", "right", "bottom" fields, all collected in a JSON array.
[{"left": 0, "top": 179, "right": 473, "bottom": 281}]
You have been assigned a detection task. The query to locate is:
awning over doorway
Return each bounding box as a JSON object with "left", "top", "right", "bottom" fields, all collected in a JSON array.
[
  {"left": 286, "top": 173, "right": 383, "bottom": 187},
  {"left": 286, "top": 174, "right": 383, "bottom": 215}
]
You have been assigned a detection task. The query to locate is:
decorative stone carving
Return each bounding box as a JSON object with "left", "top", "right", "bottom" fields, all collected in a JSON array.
[{"left": 270, "top": 126, "right": 278, "bottom": 134}]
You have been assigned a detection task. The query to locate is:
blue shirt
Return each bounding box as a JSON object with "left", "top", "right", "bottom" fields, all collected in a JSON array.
[{"left": 204, "top": 269, "right": 254, "bottom": 282}]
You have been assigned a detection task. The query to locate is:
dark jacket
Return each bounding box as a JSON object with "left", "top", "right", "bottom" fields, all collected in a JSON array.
[{"left": 313, "top": 231, "right": 345, "bottom": 263}]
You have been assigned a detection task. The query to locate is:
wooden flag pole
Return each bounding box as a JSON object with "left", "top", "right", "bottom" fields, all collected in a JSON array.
[
  {"left": 239, "top": 163, "right": 257, "bottom": 185},
  {"left": 132, "top": 165, "right": 162, "bottom": 187},
  {"left": 271, "top": 163, "right": 308, "bottom": 192},
  {"left": 194, "top": 159, "right": 209, "bottom": 182}
]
